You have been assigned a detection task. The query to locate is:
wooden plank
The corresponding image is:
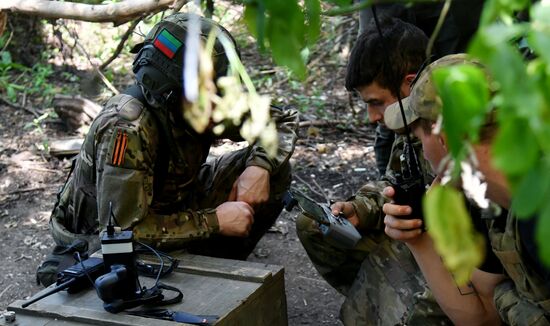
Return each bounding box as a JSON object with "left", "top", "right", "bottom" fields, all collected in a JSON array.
[
  {"left": 93, "top": 253, "right": 275, "bottom": 282},
  {"left": 155, "top": 254, "right": 273, "bottom": 283},
  {"left": 49, "top": 138, "right": 84, "bottom": 157},
  {"left": 9, "top": 301, "right": 186, "bottom": 326}
]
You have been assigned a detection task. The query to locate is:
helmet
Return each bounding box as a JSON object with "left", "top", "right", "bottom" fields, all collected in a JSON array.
[{"left": 131, "top": 13, "right": 239, "bottom": 106}]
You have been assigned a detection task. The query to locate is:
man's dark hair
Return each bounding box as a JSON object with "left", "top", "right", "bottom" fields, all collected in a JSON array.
[{"left": 345, "top": 16, "right": 428, "bottom": 95}]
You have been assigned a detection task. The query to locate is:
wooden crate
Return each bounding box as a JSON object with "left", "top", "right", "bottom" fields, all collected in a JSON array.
[{"left": 4, "top": 254, "right": 287, "bottom": 326}]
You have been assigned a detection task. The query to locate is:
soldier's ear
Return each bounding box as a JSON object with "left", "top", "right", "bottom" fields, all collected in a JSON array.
[
  {"left": 404, "top": 74, "right": 416, "bottom": 85},
  {"left": 437, "top": 132, "right": 448, "bottom": 151}
]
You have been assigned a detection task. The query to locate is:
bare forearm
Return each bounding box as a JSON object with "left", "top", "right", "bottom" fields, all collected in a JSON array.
[{"left": 407, "top": 235, "right": 502, "bottom": 326}]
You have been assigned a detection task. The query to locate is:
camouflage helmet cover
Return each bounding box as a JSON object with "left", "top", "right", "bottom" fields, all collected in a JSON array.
[{"left": 131, "top": 13, "right": 238, "bottom": 97}]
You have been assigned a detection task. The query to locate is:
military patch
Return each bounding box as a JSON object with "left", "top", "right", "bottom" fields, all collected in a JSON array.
[
  {"left": 154, "top": 28, "right": 182, "bottom": 59},
  {"left": 111, "top": 130, "right": 128, "bottom": 166}
]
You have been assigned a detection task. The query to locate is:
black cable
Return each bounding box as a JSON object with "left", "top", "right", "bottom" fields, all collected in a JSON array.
[{"left": 137, "top": 241, "right": 164, "bottom": 285}]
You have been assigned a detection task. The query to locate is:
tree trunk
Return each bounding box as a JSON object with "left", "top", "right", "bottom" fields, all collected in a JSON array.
[{"left": 1, "top": 0, "right": 187, "bottom": 25}]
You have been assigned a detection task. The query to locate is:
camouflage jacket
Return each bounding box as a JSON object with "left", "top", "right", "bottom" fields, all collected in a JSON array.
[
  {"left": 51, "top": 93, "right": 298, "bottom": 248},
  {"left": 350, "top": 134, "right": 434, "bottom": 232},
  {"left": 488, "top": 208, "right": 550, "bottom": 325}
]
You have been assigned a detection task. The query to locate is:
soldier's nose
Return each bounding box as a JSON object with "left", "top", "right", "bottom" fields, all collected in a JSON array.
[{"left": 367, "top": 109, "right": 383, "bottom": 124}]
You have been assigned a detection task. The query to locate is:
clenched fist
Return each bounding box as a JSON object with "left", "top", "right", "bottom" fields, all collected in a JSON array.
[{"left": 216, "top": 201, "right": 255, "bottom": 237}]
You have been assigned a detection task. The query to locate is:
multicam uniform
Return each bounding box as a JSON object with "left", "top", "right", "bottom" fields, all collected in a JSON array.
[
  {"left": 486, "top": 208, "right": 550, "bottom": 325},
  {"left": 296, "top": 135, "right": 451, "bottom": 325},
  {"left": 50, "top": 90, "right": 298, "bottom": 259}
]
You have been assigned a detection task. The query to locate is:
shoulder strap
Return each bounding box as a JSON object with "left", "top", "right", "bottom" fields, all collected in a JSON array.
[{"left": 122, "top": 85, "right": 170, "bottom": 198}]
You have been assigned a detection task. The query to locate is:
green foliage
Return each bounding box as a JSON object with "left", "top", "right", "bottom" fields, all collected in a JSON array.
[
  {"left": 537, "top": 203, "right": 550, "bottom": 267},
  {"left": 428, "top": 0, "right": 550, "bottom": 268},
  {"left": 480, "top": 0, "right": 529, "bottom": 25},
  {"left": 0, "top": 59, "right": 55, "bottom": 104},
  {"left": 242, "top": 0, "right": 321, "bottom": 79},
  {"left": 492, "top": 118, "right": 539, "bottom": 177},
  {"left": 424, "top": 185, "right": 485, "bottom": 285},
  {"left": 432, "top": 64, "right": 490, "bottom": 174},
  {"left": 511, "top": 160, "right": 550, "bottom": 219},
  {"left": 24, "top": 110, "right": 58, "bottom": 133},
  {"left": 0, "top": 34, "right": 56, "bottom": 147}
]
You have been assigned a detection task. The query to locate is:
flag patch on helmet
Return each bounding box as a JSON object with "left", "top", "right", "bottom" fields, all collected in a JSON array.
[
  {"left": 154, "top": 28, "right": 182, "bottom": 59},
  {"left": 111, "top": 130, "right": 128, "bottom": 166}
]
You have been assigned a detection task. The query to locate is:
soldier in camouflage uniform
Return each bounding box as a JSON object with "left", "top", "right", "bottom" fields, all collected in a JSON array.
[
  {"left": 296, "top": 17, "right": 451, "bottom": 325},
  {"left": 384, "top": 54, "right": 550, "bottom": 325},
  {"left": 356, "top": 1, "right": 484, "bottom": 177},
  {"left": 49, "top": 14, "right": 298, "bottom": 260}
]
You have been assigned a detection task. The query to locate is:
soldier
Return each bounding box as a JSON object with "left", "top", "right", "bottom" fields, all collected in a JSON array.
[
  {"left": 296, "top": 17, "right": 451, "bottom": 325},
  {"left": 355, "top": 1, "right": 484, "bottom": 177},
  {"left": 383, "top": 54, "right": 550, "bottom": 325},
  {"left": 45, "top": 13, "right": 298, "bottom": 272}
]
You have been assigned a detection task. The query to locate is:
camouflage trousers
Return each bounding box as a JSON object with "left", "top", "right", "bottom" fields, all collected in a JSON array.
[
  {"left": 184, "top": 147, "right": 292, "bottom": 260},
  {"left": 494, "top": 279, "right": 550, "bottom": 326},
  {"left": 296, "top": 214, "right": 452, "bottom": 326}
]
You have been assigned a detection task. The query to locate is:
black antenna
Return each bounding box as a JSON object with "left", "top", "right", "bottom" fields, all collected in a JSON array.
[
  {"left": 107, "top": 201, "right": 115, "bottom": 236},
  {"left": 371, "top": 6, "right": 412, "bottom": 143},
  {"left": 371, "top": 5, "right": 424, "bottom": 181}
]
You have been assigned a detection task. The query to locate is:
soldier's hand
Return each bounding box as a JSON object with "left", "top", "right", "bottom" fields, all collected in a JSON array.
[
  {"left": 331, "top": 201, "right": 359, "bottom": 227},
  {"left": 216, "top": 201, "right": 255, "bottom": 237},
  {"left": 382, "top": 186, "right": 423, "bottom": 243},
  {"left": 228, "top": 166, "right": 270, "bottom": 208}
]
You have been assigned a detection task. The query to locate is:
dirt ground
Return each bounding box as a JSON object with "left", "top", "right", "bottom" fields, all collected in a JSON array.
[{"left": 0, "top": 7, "right": 380, "bottom": 325}]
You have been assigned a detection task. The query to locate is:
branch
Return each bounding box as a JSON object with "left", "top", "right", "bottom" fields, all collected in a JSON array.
[
  {"left": 99, "top": 17, "right": 142, "bottom": 70},
  {"left": 298, "top": 120, "right": 347, "bottom": 128},
  {"left": 0, "top": 185, "right": 58, "bottom": 196},
  {"left": 426, "top": 0, "right": 451, "bottom": 60},
  {"left": 0, "top": 0, "right": 187, "bottom": 25},
  {"left": 59, "top": 22, "right": 119, "bottom": 94},
  {"left": 0, "top": 96, "right": 40, "bottom": 118},
  {"left": 294, "top": 174, "right": 330, "bottom": 204}
]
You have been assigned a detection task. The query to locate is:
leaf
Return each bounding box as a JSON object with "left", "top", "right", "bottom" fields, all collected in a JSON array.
[
  {"left": 267, "top": 16, "right": 306, "bottom": 79},
  {"left": 526, "top": 60, "right": 550, "bottom": 129},
  {"left": 432, "top": 64, "right": 490, "bottom": 158},
  {"left": 536, "top": 201, "right": 550, "bottom": 268},
  {"left": 528, "top": 2, "right": 550, "bottom": 64},
  {"left": 324, "top": 0, "right": 350, "bottom": 6},
  {"left": 480, "top": 0, "right": 502, "bottom": 26},
  {"left": 480, "top": 0, "right": 530, "bottom": 25},
  {"left": 243, "top": 0, "right": 308, "bottom": 78},
  {"left": 469, "top": 29, "right": 526, "bottom": 96},
  {"left": 7, "top": 86, "right": 16, "bottom": 102},
  {"left": 491, "top": 119, "right": 539, "bottom": 176},
  {"left": 1, "top": 51, "right": 12, "bottom": 65},
  {"left": 424, "top": 185, "right": 485, "bottom": 285},
  {"left": 304, "top": 0, "right": 321, "bottom": 46},
  {"left": 243, "top": 2, "right": 264, "bottom": 49},
  {"left": 511, "top": 161, "right": 550, "bottom": 218}
]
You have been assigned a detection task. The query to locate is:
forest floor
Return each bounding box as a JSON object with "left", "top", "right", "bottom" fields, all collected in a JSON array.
[{"left": 0, "top": 5, "right": 380, "bottom": 325}]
